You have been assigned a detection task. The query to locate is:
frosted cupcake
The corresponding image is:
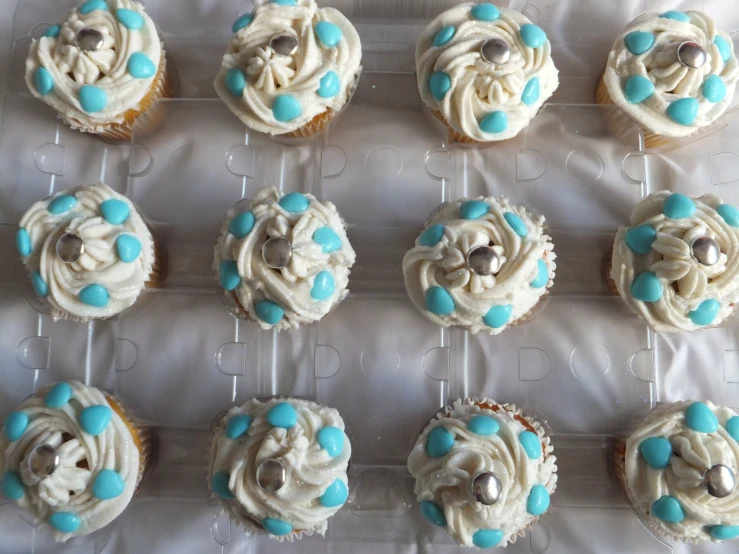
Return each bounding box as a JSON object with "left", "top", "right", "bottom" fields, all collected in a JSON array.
[
  {"left": 0, "top": 381, "right": 153, "bottom": 542},
  {"left": 416, "top": 3, "right": 558, "bottom": 144},
  {"left": 214, "top": 187, "right": 355, "bottom": 330},
  {"left": 609, "top": 191, "right": 739, "bottom": 332},
  {"left": 403, "top": 197, "right": 555, "bottom": 334},
  {"left": 215, "top": 0, "right": 362, "bottom": 137},
  {"left": 25, "top": 0, "right": 171, "bottom": 142},
  {"left": 596, "top": 10, "right": 739, "bottom": 150},
  {"left": 409, "top": 398, "right": 557, "bottom": 548},
  {"left": 614, "top": 400, "right": 739, "bottom": 543},
  {"left": 16, "top": 183, "right": 163, "bottom": 321},
  {"left": 208, "top": 397, "right": 351, "bottom": 541}
]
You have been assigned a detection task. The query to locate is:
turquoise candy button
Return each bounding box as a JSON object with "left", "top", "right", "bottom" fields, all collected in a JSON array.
[
  {"left": 420, "top": 501, "right": 446, "bottom": 527},
  {"left": 685, "top": 401, "right": 718, "bottom": 433},
  {"left": 519, "top": 430, "right": 542, "bottom": 459},
  {"left": 317, "top": 426, "right": 344, "bottom": 457},
  {"left": 520, "top": 23, "right": 546, "bottom": 48},
  {"left": 128, "top": 52, "right": 156, "bottom": 79},
  {"left": 714, "top": 35, "right": 731, "bottom": 63},
  {"left": 425, "top": 286, "right": 455, "bottom": 315},
  {"left": 311, "top": 270, "right": 335, "bottom": 301},
  {"left": 426, "top": 426, "right": 454, "bottom": 457},
  {"left": 313, "top": 226, "right": 341, "bottom": 252},
  {"left": 16, "top": 228, "right": 31, "bottom": 256},
  {"left": 429, "top": 72, "right": 451, "bottom": 101},
  {"left": 49, "top": 512, "right": 81, "bottom": 533},
  {"left": 315, "top": 21, "right": 342, "bottom": 47},
  {"left": 467, "top": 415, "right": 499, "bottom": 436},
  {"left": 279, "top": 191, "right": 310, "bottom": 213},
  {"left": 703, "top": 74, "right": 726, "bottom": 103},
  {"left": 80, "top": 0, "right": 107, "bottom": 14},
  {"left": 667, "top": 97, "right": 699, "bottom": 126},
  {"left": 470, "top": 3, "right": 500, "bottom": 21},
  {"left": 530, "top": 259, "right": 548, "bottom": 288},
  {"left": 226, "top": 414, "right": 253, "bottom": 439},
  {"left": 460, "top": 200, "right": 488, "bottom": 219},
  {"left": 483, "top": 304, "right": 513, "bottom": 328},
  {"left": 263, "top": 517, "right": 293, "bottom": 536},
  {"left": 320, "top": 479, "right": 348, "bottom": 507},
  {"left": 79, "top": 85, "right": 107, "bottom": 113},
  {"left": 48, "top": 194, "right": 77, "bottom": 214},
  {"left": 231, "top": 13, "right": 254, "bottom": 33},
  {"left": 433, "top": 26, "right": 455, "bottom": 47},
  {"left": 80, "top": 405, "right": 112, "bottom": 436},
  {"left": 45, "top": 382, "right": 72, "bottom": 408},
  {"left": 35, "top": 67, "right": 53, "bottom": 95},
  {"left": 624, "top": 31, "right": 655, "bottom": 55},
  {"left": 116, "top": 8, "right": 143, "bottom": 30},
  {"left": 116, "top": 234, "right": 141, "bottom": 263},
  {"left": 92, "top": 469, "right": 124, "bottom": 500},
  {"left": 689, "top": 299, "right": 720, "bottom": 326},
  {"left": 479, "top": 111, "right": 508, "bottom": 134},
  {"left": 32, "top": 272, "right": 48, "bottom": 297},
  {"left": 651, "top": 496, "right": 685, "bottom": 523},
  {"left": 211, "top": 471, "right": 234, "bottom": 499},
  {"left": 4, "top": 411, "right": 28, "bottom": 441},
  {"left": 273, "top": 0, "right": 297, "bottom": 4},
  {"left": 527, "top": 484, "right": 550, "bottom": 516},
  {"left": 717, "top": 204, "right": 739, "bottom": 227},
  {"left": 267, "top": 402, "right": 297, "bottom": 429},
  {"left": 521, "top": 77, "right": 540, "bottom": 106},
  {"left": 661, "top": 10, "right": 689, "bottom": 23},
  {"left": 229, "top": 211, "right": 255, "bottom": 237},
  {"left": 664, "top": 193, "right": 696, "bottom": 219},
  {"left": 420, "top": 224, "right": 444, "bottom": 247},
  {"left": 219, "top": 260, "right": 241, "bottom": 291},
  {"left": 1, "top": 471, "right": 24, "bottom": 500},
  {"left": 100, "top": 199, "right": 130, "bottom": 224},
  {"left": 625, "top": 224, "right": 657, "bottom": 255},
  {"left": 630, "top": 272, "right": 662, "bottom": 302},
  {"left": 504, "top": 212, "right": 528, "bottom": 236},
  {"left": 226, "top": 67, "right": 246, "bottom": 96},
  {"left": 472, "top": 529, "right": 504, "bottom": 548},
  {"left": 624, "top": 75, "right": 654, "bottom": 104},
  {"left": 639, "top": 437, "right": 672, "bottom": 469},
  {"left": 79, "top": 284, "right": 109, "bottom": 307},
  {"left": 318, "top": 71, "right": 340, "bottom": 98},
  {"left": 255, "top": 300, "right": 284, "bottom": 325},
  {"left": 42, "top": 25, "right": 61, "bottom": 38},
  {"left": 711, "top": 525, "right": 739, "bottom": 541},
  {"left": 726, "top": 415, "right": 739, "bottom": 441}
]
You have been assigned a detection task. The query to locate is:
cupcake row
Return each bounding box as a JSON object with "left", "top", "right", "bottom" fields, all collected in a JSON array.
[
  {"left": 24, "top": 1, "right": 739, "bottom": 148},
  {"left": 2, "top": 381, "right": 738, "bottom": 547}
]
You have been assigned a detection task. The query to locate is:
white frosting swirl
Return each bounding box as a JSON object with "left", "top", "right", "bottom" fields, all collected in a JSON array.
[
  {"left": 0, "top": 381, "right": 139, "bottom": 542},
  {"left": 624, "top": 401, "right": 739, "bottom": 542},
  {"left": 416, "top": 4, "right": 558, "bottom": 142},
  {"left": 24, "top": 0, "right": 163, "bottom": 131},
  {"left": 408, "top": 398, "right": 557, "bottom": 548},
  {"left": 605, "top": 11, "right": 739, "bottom": 138},
  {"left": 403, "top": 197, "right": 555, "bottom": 334},
  {"left": 213, "top": 187, "right": 355, "bottom": 331},
  {"left": 18, "top": 183, "right": 156, "bottom": 322},
  {"left": 215, "top": 0, "right": 362, "bottom": 135},
  {"left": 611, "top": 191, "right": 739, "bottom": 332},
  {"left": 208, "top": 397, "right": 351, "bottom": 540}
]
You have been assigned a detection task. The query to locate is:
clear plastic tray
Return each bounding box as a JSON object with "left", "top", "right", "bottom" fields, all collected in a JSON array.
[{"left": 1, "top": 0, "right": 739, "bottom": 552}]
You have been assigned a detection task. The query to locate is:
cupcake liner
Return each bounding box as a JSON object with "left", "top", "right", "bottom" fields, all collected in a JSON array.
[
  {"left": 602, "top": 245, "right": 620, "bottom": 296},
  {"left": 144, "top": 224, "right": 167, "bottom": 289}
]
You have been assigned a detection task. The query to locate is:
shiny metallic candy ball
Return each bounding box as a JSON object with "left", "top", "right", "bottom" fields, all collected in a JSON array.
[
  {"left": 75, "top": 28, "right": 105, "bottom": 52},
  {"left": 480, "top": 38, "right": 511, "bottom": 66},
  {"left": 269, "top": 34, "right": 299, "bottom": 57},
  {"left": 471, "top": 471, "right": 502, "bottom": 505},
  {"left": 262, "top": 236, "right": 293, "bottom": 269},
  {"left": 467, "top": 246, "right": 502, "bottom": 276},
  {"left": 691, "top": 236, "right": 720, "bottom": 266},
  {"left": 26, "top": 444, "right": 60, "bottom": 483},
  {"left": 256, "top": 458, "right": 287, "bottom": 492},
  {"left": 703, "top": 464, "right": 736, "bottom": 498},
  {"left": 56, "top": 233, "right": 85, "bottom": 263},
  {"left": 677, "top": 41, "right": 707, "bottom": 69}
]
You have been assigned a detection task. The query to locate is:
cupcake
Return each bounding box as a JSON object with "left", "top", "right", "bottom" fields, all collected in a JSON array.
[
  {"left": 416, "top": 3, "right": 558, "bottom": 145},
  {"left": 408, "top": 398, "right": 557, "bottom": 548},
  {"left": 25, "top": 0, "right": 171, "bottom": 142},
  {"left": 403, "top": 197, "right": 555, "bottom": 334},
  {"left": 614, "top": 400, "right": 739, "bottom": 544},
  {"left": 16, "top": 182, "right": 163, "bottom": 322},
  {"left": 596, "top": 10, "right": 739, "bottom": 150},
  {"left": 214, "top": 187, "right": 355, "bottom": 330},
  {"left": 214, "top": 0, "right": 362, "bottom": 138},
  {"left": 0, "top": 381, "right": 154, "bottom": 542},
  {"left": 608, "top": 191, "right": 739, "bottom": 332},
  {"left": 208, "top": 397, "right": 351, "bottom": 541}
]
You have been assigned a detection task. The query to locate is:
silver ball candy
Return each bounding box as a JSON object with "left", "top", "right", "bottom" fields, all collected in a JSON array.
[
  {"left": 256, "top": 458, "right": 287, "bottom": 492},
  {"left": 26, "top": 444, "right": 60, "bottom": 483},
  {"left": 691, "top": 236, "right": 720, "bottom": 266},
  {"left": 480, "top": 38, "right": 511, "bottom": 66},
  {"left": 677, "top": 41, "right": 707, "bottom": 69},
  {"left": 75, "top": 28, "right": 104, "bottom": 52},
  {"left": 56, "top": 233, "right": 85, "bottom": 263},
  {"left": 467, "top": 246, "right": 502, "bottom": 276},
  {"left": 703, "top": 464, "right": 736, "bottom": 498},
  {"left": 471, "top": 472, "right": 502, "bottom": 505},
  {"left": 269, "top": 33, "right": 299, "bottom": 57},
  {"left": 262, "top": 236, "right": 292, "bottom": 269}
]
